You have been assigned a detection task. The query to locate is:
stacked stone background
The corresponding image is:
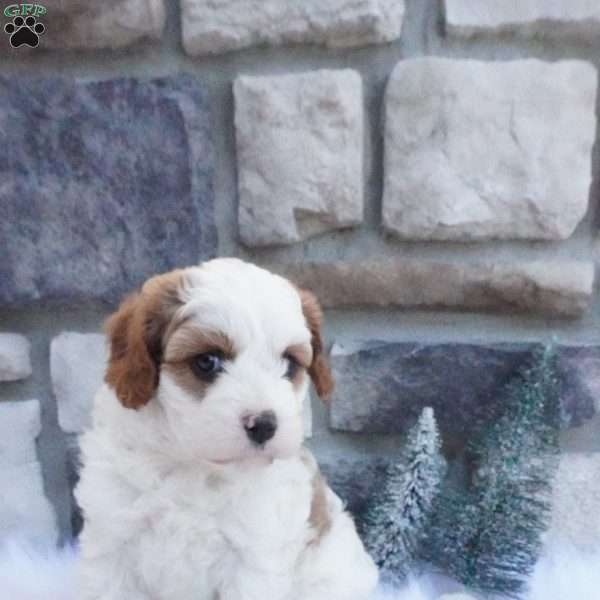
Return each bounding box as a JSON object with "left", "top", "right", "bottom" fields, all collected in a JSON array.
[{"left": 1, "top": 0, "right": 600, "bottom": 555}]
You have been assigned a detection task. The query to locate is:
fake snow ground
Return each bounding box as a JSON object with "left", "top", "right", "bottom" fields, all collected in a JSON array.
[
  {"left": 372, "top": 545, "right": 600, "bottom": 600},
  {"left": 1, "top": 540, "right": 598, "bottom": 600}
]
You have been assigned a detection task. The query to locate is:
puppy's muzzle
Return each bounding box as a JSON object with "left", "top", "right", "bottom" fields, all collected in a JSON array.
[{"left": 243, "top": 411, "right": 277, "bottom": 446}]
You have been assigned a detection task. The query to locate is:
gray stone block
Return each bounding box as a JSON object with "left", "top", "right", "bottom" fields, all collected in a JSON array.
[
  {"left": 182, "top": 0, "right": 405, "bottom": 56},
  {"left": 235, "top": 70, "right": 364, "bottom": 247},
  {"left": 51, "top": 332, "right": 107, "bottom": 434},
  {"left": 319, "top": 455, "right": 391, "bottom": 525},
  {"left": 0, "top": 334, "right": 32, "bottom": 382},
  {"left": 383, "top": 58, "right": 597, "bottom": 241},
  {"left": 0, "top": 400, "right": 58, "bottom": 545},
  {"left": 26, "top": 0, "right": 166, "bottom": 50},
  {"left": 444, "top": 0, "right": 600, "bottom": 40},
  {"left": 278, "top": 260, "right": 594, "bottom": 318},
  {"left": 0, "top": 75, "right": 216, "bottom": 307},
  {"left": 329, "top": 342, "right": 600, "bottom": 436}
]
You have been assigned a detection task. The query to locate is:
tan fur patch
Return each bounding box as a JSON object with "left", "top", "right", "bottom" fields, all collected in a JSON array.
[
  {"left": 104, "top": 270, "right": 185, "bottom": 409},
  {"left": 296, "top": 289, "right": 334, "bottom": 400},
  {"left": 301, "top": 449, "right": 332, "bottom": 543},
  {"left": 308, "top": 472, "right": 331, "bottom": 542},
  {"left": 161, "top": 360, "right": 211, "bottom": 402},
  {"left": 164, "top": 326, "right": 235, "bottom": 363},
  {"left": 285, "top": 343, "right": 312, "bottom": 369},
  {"left": 162, "top": 326, "right": 236, "bottom": 400},
  {"left": 284, "top": 342, "right": 312, "bottom": 391}
]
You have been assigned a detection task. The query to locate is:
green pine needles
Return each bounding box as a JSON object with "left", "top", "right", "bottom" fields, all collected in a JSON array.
[
  {"left": 362, "top": 406, "right": 446, "bottom": 585},
  {"left": 423, "top": 345, "right": 561, "bottom": 598}
]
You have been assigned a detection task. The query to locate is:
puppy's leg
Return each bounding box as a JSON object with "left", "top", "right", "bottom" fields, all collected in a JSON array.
[
  {"left": 218, "top": 566, "right": 292, "bottom": 600},
  {"left": 79, "top": 555, "right": 152, "bottom": 600},
  {"left": 295, "top": 489, "right": 379, "bottom": 600}
]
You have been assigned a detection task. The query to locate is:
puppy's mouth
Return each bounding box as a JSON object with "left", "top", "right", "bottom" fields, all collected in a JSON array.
[
  {"left": 206, "top": 457, "right": 236, "bottom": 466},
  {"left": 205, "top": 450, "right": 275, "bottom": 468},
  {"left": 202, "top": 438, "right": 277, "bottom": 467}
]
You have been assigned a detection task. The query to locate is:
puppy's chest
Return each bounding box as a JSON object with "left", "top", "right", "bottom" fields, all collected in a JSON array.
[{"left": 134, "top": 459, "right": 314, "bottom": 592}]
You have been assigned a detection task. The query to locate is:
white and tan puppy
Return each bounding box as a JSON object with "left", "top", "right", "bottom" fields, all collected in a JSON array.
[{"left": 76, "top": 258, "right": 378, "bottom": 600}]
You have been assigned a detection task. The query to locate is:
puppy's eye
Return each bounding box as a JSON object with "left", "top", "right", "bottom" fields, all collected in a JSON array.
[
  {"left": 283, "top": 353, "right": 300, "bottom": 380},
  {"left": 190, "top": 352, "right": 224, "bottom": 381}
]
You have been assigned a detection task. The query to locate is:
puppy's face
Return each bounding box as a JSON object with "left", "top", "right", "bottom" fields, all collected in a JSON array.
[{"left": 104, "top": 259, "right": 333, "bottom": 464}]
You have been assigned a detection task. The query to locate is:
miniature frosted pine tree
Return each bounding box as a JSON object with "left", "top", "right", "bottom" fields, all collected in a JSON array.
[
  {"left": 424, "top": 345, "right": 561, "bottom": 598},
  {"left": 363, "top": 407, "right": 446, "bottom": 584}
]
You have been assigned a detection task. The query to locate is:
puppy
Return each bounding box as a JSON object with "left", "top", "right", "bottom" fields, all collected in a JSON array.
[{"left": 76, "top": 258, "right": 378, "bottom": 600}]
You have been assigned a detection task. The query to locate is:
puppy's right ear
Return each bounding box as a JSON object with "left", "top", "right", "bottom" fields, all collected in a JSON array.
[
  {"left": 104, "top": 292, "right": 158, "bottom": 410},
  {"left": 105, "top": 270, "right": 185, "bottom": 409}
]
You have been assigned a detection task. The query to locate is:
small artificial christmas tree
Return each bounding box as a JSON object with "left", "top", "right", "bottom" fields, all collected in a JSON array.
[
  {"left": 424, "top": 345, "right": 561, "bottom": 598},
  {"left": 362, "top": 407, "right": 446, "bottom": 585}
]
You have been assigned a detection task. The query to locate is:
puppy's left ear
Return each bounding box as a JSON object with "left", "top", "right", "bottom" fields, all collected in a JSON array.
[{"left": 298, "top": 289, "right": 334, "bottom": 401}]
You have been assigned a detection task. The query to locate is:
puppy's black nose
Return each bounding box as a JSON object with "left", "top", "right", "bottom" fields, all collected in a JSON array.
[{"left": 243, "top": 411, "right": 277, "bottom": 445}]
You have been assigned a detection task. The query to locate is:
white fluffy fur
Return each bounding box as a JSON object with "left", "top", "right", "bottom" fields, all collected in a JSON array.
[{"left": 75, "top": 259, "right": 378, "bottom": 600}]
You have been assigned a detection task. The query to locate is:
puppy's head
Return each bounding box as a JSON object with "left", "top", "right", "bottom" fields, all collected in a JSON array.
[{"left": 105, "top": 258, "right": 333, "bottom": 463}]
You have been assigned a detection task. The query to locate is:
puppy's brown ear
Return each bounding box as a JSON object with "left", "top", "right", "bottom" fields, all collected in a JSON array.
[
  {"left": 298, "top": 289, "right": 334, "bottom": 401},
  {"left": 104, "top": 271, "right": 184, "bottom": 409}
]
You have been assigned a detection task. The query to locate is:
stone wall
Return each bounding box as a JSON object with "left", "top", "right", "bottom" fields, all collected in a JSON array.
[{"left": 1, "top": 0, "right": 600, "bottom": 547}]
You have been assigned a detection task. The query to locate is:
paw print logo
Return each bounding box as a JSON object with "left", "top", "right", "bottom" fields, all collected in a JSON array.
[{"left": 4, "top": 15, "right": 45, "bottom": 48}]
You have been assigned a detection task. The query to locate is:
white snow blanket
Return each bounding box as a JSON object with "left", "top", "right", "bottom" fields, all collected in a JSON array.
[
  {"left": 1, "top": 540, "right": 599, "bottom": 600},
  {"left": 372, "top": 543, "right": 600, "bottom": 599},
  {"left": 0, "top": 540, "right": 77, "bottom": 600}
]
